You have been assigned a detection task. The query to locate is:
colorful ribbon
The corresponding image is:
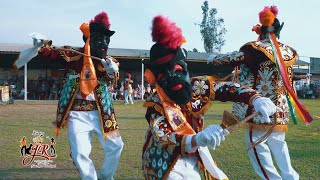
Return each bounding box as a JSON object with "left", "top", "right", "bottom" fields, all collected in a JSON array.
[{"left": 269, "top": 33, "right": 313, "bottom": 124}]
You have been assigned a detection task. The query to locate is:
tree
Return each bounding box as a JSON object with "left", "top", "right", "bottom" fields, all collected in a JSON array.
[{"left": 199, "top": 1, "right": 226, "bottom": 53}]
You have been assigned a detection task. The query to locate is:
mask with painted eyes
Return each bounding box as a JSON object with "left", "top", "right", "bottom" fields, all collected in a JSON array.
[
  {"left": 89, "top": 32, "right": 110, "bottom": 58},
  {"left": 150, "top": 48, "right": 192, "bottom": 105},
  {"left": 87, "top": 19, "right": 115, "bottom": 59}
]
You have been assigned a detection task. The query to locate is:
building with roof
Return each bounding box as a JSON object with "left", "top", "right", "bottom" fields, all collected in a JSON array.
[{"left": 0, "top": 43, "right": 318, "bottom": 100}]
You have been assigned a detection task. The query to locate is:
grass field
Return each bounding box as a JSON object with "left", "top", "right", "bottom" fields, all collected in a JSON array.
[{"left": 0, "top": 99, "right": 319, "bottom": 179}]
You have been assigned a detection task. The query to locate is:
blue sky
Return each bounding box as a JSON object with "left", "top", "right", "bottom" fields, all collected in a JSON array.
[{"left": 1, "top": 0, "right": 319, "bottom": 58}]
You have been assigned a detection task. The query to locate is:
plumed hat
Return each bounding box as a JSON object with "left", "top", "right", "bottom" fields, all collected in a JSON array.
[
  {"left": 143, "top": 16, "right": 187, "bottom": 68},
  {"left": 255, "top": 6, "right": 284, "bottom": 39},
  {"left": 87, "top": 12, "right": 115, "bottom": 37}
]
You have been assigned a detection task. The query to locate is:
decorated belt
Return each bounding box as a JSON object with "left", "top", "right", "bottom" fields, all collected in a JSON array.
[{"left": 71, "top": 99, "right": 98, "bottom": 111}]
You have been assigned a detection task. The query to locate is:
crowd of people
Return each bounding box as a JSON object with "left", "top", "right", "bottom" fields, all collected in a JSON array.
[
  {"left": 0, "top": 72, "right": 157, "bottom": 102},
  {"left": 108, "top": 82, "right": 153, "bottom": 101},
  {"left": 1, "top": 75, "right": 63, "bottom": 100},
  {"left": 295, "top": 81, "right": 320, "bottom": 99},
  {"left": 2, "top": 74, "right": 320, "bottom": 101}
]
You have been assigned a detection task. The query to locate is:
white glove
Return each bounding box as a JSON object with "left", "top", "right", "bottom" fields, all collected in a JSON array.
[
  {"left": 195, "top": 125, "right": 228, "bottom": 150},
  {"left": 101, "top": 58, "right": 119, "bottom": 78},
  {"left": 207, "top": 54, "right": 217, "bottom": 64},
  {"left": 252, "top": 96, "right": 276, "bottom": 124}
]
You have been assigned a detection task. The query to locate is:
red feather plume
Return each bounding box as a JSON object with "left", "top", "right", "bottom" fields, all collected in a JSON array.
[
  {"left": 270, "top": 6, "right": 278, "bottom": 17},
  {"left": 259, "top": 6, "right": 277, "bottom": 27},
  {"left": 90, "top": 12, "right": 111, "bottom": 29},
  {"left": 151, "top": 15, "right": 186, "bottom": 50}
]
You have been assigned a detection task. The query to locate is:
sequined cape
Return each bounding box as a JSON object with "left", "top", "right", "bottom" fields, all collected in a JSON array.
[
  {"left": 210, "top": 40, "right": 299, "bottom": 132},
  {"left": 142, "top": 75, "right": 258, "bottom": 179}
]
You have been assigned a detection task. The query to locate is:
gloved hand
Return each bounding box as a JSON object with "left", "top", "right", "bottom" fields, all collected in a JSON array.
[
  {"left": 252, "top": 96, "right": 276, "bottom": 124},
  {"left": 195, "top": 125, "right": 229, "bottom": 150},
  {"left": 101, "top": 57, "right": 119, "bottom": 78}
]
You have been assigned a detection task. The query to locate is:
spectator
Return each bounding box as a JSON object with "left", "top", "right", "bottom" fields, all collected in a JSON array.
[
  {"left": 119, "top": 82, "right": 124, "bottom": 100},
  {"left": 49, "top": 81, "right": 58, "bottom": 100},
  {"left": 124, "top": 73, "right": 134, "bottom": 105},
  {"left": 109, "top": 83, "right": 117, "bottom": 100}
]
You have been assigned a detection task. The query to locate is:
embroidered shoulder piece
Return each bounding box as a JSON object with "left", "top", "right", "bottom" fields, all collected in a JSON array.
[
  {"left": 241, "top": 41, "right": 298, "bottom": 66},
  {"left": 143, "top": 92, "right": 164, "bottom": 115},
  {"left": 186, "top": 75, "right": 217, "bottom": 118}
]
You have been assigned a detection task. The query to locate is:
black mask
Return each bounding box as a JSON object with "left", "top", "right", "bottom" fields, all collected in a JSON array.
[
  {"left": 89, "top": 32, "right": 110, "bottom": 58},
  {"left": 153, "top": 59, "right": 192, "bottom": 105}
]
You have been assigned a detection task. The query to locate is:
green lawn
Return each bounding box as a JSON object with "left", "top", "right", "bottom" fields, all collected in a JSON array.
[{"left": 0, "top": 99, "right": 319, "bottom": 179}]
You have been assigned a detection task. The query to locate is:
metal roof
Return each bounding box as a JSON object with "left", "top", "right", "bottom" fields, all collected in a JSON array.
[
  {"left": 0, "top": 43, "right": 311, "bottom": 64},
  {"left": 295, "top": 59, "right": 310, "bottom": 66},
  {"left": 0, "top": 43, "right": 213, "bottom": 61},
  {"left": 0, "top": 43, "right": 32, "bottom": 54}
]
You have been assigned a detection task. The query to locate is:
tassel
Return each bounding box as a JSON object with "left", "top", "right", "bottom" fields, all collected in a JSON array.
[{"left": 54, "top": 128, "right": 60, "bottom": 137}]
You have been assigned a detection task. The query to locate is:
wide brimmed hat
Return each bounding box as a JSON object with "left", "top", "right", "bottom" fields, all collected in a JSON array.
[{"left": 89, "top": 12, "right": 115, "bottom": 37}]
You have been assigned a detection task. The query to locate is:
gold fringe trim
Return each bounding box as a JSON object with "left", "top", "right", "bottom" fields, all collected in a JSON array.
[
  {"left": 53, "top": 128, "right": 61, "bottom": 137},
  {"left": 163, "top": 155, "right": 181, "bottom": 180},
  {"left": 243, "top": 42, "right": 298, "bottom": 66},
  {"left": 143, "top": 102, "right": 164, "bottom": 115},
  {"left": 206, "top": 75, "right": 217, "bottom": 101},
  {"left": 103, "top": 129, "right": 120, "bottom": 141},
  {"left": 246, "top": 123, "right": 288, "bottom": 132},
  {"left": 187, "top": 75, "right": 217, "bottom": 118}
]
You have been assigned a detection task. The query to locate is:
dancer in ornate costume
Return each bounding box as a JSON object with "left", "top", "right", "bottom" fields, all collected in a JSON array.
[
  {"left": 208, "top": 6, "right": 313, "bottom": 180},
  {"left": 39, "top": 12, "right": 123, "bottom": 180},
  {"left": 142, "top": 15, "right": 277, "bottom": 180}
]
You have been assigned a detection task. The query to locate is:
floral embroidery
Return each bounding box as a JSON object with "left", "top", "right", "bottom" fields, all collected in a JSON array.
[
  {"left": 276, "top": 94, "right": 290, "bottom": 124},
  {"left": 255, "top": 41, "right": 296, "bottom": 61},
  {"left": 210, "top": 51, "right": 245, "bottom": 65},
  {"left": 214, "top": 82, "right": 240, "bottom": 91},
  {"left": 237, "top": 87, "right": 256, "bottom": 94},
  {"left": 192, "top": 80, "right": 209, "bottom": 95},
  {"left": 232, "top": 102, "right": 248, "bottom": 120},
  {"left": 239, "top": 65, "right": 254, "bottom": 87},
  {"left": 151, "top": 115, "right": 177, "bottom": 148},
  {"left": 256, "top": 69, "right": 276, "bottom": 99}
]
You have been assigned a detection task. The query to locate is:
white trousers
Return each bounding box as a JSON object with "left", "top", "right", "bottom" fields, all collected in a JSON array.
[
  {"left": 167, "top": 156, "right": 201, "bottom": 180},
  {"left": 246, "top": 129, "right": 299, "bottom": 180},
  {"left": 68, "top": 110, "right": 124, "bottom": 180},
  {"left": 124, "top": 90, "right": 133, "bottom": 104}
]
